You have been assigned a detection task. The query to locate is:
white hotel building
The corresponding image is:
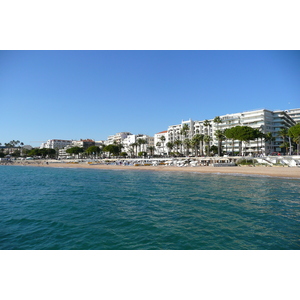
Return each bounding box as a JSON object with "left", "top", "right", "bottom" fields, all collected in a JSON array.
[
  {"left": 105, "top": 132, "right": 132, "bottom": 145},
  {"left": 154, "top": 130, "right": 168, "bottom": 155},
  {"left": 286, "top": 108, "right": 300, "bottom": 124},
  {"left": 166, "top": 109, "right": 297, "bottom": 155},
  {"left": 40, "top": 139, "right": 72, "bottom": 149},
  {"left": 122, "top": 134, "right": 154, "bottom": 155},
  {"left": 104, "top": 132, "right": 154, "bottom": 156}
]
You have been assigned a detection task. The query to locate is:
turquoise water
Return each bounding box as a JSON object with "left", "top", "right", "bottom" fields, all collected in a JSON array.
[{"left": 0, "top": 165, "right": 299, "bottom": 250}]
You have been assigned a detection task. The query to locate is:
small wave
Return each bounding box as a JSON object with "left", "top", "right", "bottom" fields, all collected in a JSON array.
[{"left": 189, "top": 171, "right": 271, "bottom": 178}]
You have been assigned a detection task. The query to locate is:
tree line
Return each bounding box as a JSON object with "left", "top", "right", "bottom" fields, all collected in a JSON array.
[{"left": 1, "top": 122, "right": 300, "bottom": 159}]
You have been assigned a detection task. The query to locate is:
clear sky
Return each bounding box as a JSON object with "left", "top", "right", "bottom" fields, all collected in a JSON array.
[{"left": 1, "top": 50, "right": 299, "bottom": 147}]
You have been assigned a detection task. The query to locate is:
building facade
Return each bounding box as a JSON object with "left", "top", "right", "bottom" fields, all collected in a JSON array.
[
  {"left": 105, "top": 132, "right": 132, "bottom": 145},
  {"left": 165, "top": 109, "right": 296, "bottom": 156},
  {"left": 122, "top": 134, "right": 154, "bottom": 156},
  {"left": 286, "top": 108, "right": 300, "bottom": 124},
  {"left": 40, "top": 139, "right": 72, "bottom": 149},
  {"left": 71, "top": 139, "right": 95, "bottom": 149},
  {"left": 154, "top": 131, "right": 168, "bottom": 155}
]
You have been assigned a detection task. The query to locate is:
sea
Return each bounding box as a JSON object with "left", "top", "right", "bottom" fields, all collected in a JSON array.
[{"left": 0, "top": 165, "right": 299, "bottom": 250}]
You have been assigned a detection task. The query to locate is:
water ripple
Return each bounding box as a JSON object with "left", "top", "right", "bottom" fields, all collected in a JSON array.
[{"left": 0, "top": 166, "right": 299, "bottom": 249}]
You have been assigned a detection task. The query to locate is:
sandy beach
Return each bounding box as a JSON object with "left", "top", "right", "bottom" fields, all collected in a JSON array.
[{"left": 4, "top": 160, "right": 300, "bottom": 179}]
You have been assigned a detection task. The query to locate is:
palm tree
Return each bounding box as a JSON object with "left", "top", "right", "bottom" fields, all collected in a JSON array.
[
  {"left": 203, "top": 120, "right": 211, "bottom": 135},
  {"left": 278, "top": 128, "right": 289, "bottom": 154},
  {"left": 173, "top": 139, "right": 182, "bottom": 155},
  {"left": 292, "top": 135, "right": 300, "bottom": 155},
  {"left": 214, "top": 129, "right": 225, "bottom": 156},
  {"left": 159, "top": 136, "right": 166, "bottom": 156},
  {"left": 137, "top": 138, "right": 147, "bottom": 153},
  {"left": 180, "top": 124, "right": 190, "bottom": 140},
  {"left": 280, "top": 142, "right": 289, "bottom": 154},
  {"left": 264, "top": 132, "right": 275, "bottom": 155},
  {"left": 128, "top": 144, "right": 135, "bottom": 157},
  {"left": 203, "top": 135, "right": 212, "bottom": 156},
  {"left": 198, "top": 134, "right": 204, "bottom": 156},
  {"left": 148, "top": 146, "right": 155, "bottom": 157},
  {"left": 183, "top": 138, "right": 191, "bottom": 156},
  {"left": 213, "top": 116, "right": 222, "bottom": 130},
  {"left": 130, "top": 142, "right": 138, "bottom": 157},
  {"left": 288, "top": 123, "right": 300, "bottom": 155},
  {"left": 191, "top": 134, "right": 201, "bottom": 156},
  {"left": 166, "top": 142, "right": 174, "bottom": 155}
]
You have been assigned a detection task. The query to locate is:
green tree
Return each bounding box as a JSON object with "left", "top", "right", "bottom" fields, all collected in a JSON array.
[
  {"left": 198, "top": 134, "right": 205, "bottom": 156},
  {"left": 224, "top": 127, "right": 239, "bottom": 155},
  {"left": 130, "top": 142, "right": 138, "bottom": 157},
  {"left": 278, "top": 128, "right": 289, "bottom": 154},
  {"left": 203, "top": 120, "right": 211, "bottom": 135},
  {"left": 85, "top": 146, "right": 101, "bottom": 157},
  {"left": 224, "top": 126, "right": 256, "bottom": 155},
  {"left": 264, "top": 132, "right": 275, "bottom": 154},
  {"left": 210, "top": 145, "right": 218, "bottom": 155},
  {"left": 180, "top": 124, "right": 190, "bottom": 151},
  {"left": 138, "top": 151, "right": 147, "bottom": 157},
  {"left": 288, "top": 123, "right": 300, "bottom": 155},
  {"left": 214, "top": 129, "right": 225, "bottom": 156},
  {"left": 191, "top": 134, "right": 201, "bottom": 156},
  {"left": 137, "top": 138, "right": 147, "bottom": 153},
  {"left": 213, "top": 116, "right": 222, "bottom": 130},
  {"left": 203, "top": 135, "right": 211, "bottom": 156},
  {"left": 66, "top": 147, "right": 84, "bottom": 156},
  {"left": 11, "top": 150, "right": 21, "bottom": 157},
  {"left": 183, "top": 138, "right": 191, "bottom": 156},
  {"left": 147, "top": 146, "right": 155, "bottom": 157},
  {"left": 166, "top": 141, "right": 174, "bottom": 155},
  {"left": 159, "top": 136, "right": 166, "bottom": 156},
  {"left": 128, "top": 144, "right": 135, "bottom": 157},
  {"left": 28, "top": 148, "right": 56, "bottom": 159},
  {"left": 173, "top": 139, "right": 182, "bottom": 155},
  {"left": 235, "top": 126, "right": 256, "bottom": 155},
  {"left": 103, "top": 144, "right": 120, "bottom": 157}
]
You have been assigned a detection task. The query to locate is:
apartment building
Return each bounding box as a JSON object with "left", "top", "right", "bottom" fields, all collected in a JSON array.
[
  {"left": 72, "top": 139, "right": 95, "bottom": 149},
  {"left": 286, "top": 108, "right": 300, "bottom": 124},
  {"left": 122, "top": 134, "right": 154, "bottom": 156},
  {"left": 58, "top": 139, "right": 96, "bottom": 157},
  {"left": 40, "top": 139, "right": 72, "bottom": 149},
  {"left": 105, "top": 132, "right": 132, "bottom": 145},
  {"left": 166, "top": 109, "right": 296, "bottom": 156},
  {"left": 95, "top": 140, "right": 106, "bottom": 147},
  {"left": 168, "top": 119, "right": 195, "bottom": 142}
]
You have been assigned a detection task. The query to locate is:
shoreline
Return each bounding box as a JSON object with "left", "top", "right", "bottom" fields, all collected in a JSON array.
[{"left": 2, "top": 160, "right": 300, "bottom": 179}]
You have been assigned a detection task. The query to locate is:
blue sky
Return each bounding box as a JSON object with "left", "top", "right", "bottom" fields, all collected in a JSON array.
[{"left": 1, "top": 50, "right": 299, "bottom": 147}]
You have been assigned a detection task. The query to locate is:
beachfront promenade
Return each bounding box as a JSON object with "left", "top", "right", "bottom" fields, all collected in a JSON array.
[{"left": 3, "top": 156, "right": 300, "bottom": 179}]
